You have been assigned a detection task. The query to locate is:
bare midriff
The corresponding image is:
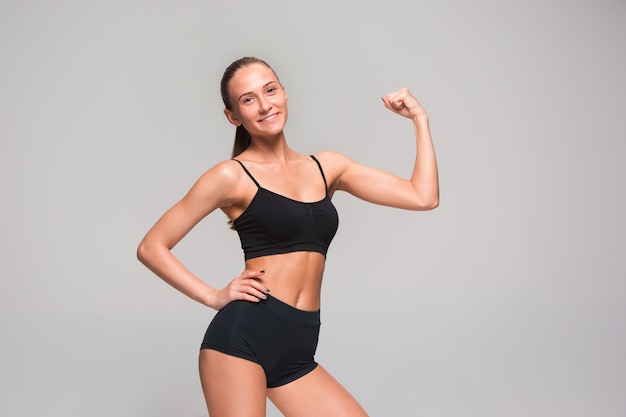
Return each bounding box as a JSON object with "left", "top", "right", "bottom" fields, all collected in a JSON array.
[{"left": 244, "top": 251, "right": 326, "bottom": 311}]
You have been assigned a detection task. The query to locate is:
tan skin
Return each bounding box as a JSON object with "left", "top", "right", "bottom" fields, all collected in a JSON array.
[{"left": 137, "top": 63, "right": 438, "bottom": 417}]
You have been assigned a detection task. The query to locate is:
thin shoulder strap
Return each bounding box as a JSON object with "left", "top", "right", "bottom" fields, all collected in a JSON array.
[
  {"left": 309, "top": 155, "right": 329, "bottom": 196},
  {"left": 232, "top": 159, "right": 261, "bottom": 188}
]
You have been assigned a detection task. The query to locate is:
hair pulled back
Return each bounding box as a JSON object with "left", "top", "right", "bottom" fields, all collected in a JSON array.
[{"left": 220, "top": 57, "right": 276, "bottom": 158}]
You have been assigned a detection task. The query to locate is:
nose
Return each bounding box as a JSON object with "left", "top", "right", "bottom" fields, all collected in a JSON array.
[{"left": 257, "top": 97, "right": 271, "bottom": 113}]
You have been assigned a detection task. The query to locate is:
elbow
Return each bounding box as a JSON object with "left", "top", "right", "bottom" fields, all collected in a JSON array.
[
  {"left": 407, "top": 183, "right": 439, "bottom": 211},
  {"left": 425, "top": 198, "right": 439, "bottom": 210},
  {"left": 136, "top": 240, "right": 152, "bottom": 266},
  {"left": 136, "top": 242, "right": 146, "bottom": 264},
  {"left": 428, "top": 194, "right": 440, "bottom": 210},
  {"left": 421, "top": 199, "right": 439, "bottom": 211},
  {"left": 137, "top": 237, "right": 172, "bottom": 268},
  {"left": 411, "top": 195, "right": 439, "bottom": 211}
]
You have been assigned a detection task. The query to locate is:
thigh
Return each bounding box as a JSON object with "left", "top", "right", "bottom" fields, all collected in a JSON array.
[
  {"left": 199, "top": 349, "right": 267, "bottom": 417},
  {"left": 267, "top": 365, "right": 369, "bottom": 417}
]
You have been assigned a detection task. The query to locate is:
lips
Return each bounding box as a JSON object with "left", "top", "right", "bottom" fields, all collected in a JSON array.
[{"left": 259, "top": 113, "right": 279, "bottom": 123}]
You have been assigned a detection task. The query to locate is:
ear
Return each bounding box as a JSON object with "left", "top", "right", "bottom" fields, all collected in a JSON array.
[{"left": 224, "top": 108, "right": 241, "bottom": 126}]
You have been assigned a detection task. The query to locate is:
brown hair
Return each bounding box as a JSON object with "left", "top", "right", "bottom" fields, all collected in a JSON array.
[{"left": 220, "top": 57, "right": 277, "bottom": 158}]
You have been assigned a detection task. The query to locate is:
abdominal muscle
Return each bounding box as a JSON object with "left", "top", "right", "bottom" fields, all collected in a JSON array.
[{"left": 243, "top": 251, "right": 326, "bottom": 311}]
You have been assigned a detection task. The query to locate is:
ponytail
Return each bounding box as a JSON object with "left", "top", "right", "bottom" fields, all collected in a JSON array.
[{"left": 232, "top": 125, "right": 251, "bottom": 158}]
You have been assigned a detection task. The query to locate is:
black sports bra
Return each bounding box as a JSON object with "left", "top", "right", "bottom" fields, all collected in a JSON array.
[{"left": 232, "top": 155, "right": 339, "bottom": 260}]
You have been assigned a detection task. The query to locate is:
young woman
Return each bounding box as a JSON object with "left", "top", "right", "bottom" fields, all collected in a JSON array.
[{"left": 137, "top": 57, "right": 438, "bottom": 417}]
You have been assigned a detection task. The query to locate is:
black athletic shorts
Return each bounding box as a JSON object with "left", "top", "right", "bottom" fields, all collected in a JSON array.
[{"left": 200, "top": 295, "right": 321, "bottom": 388}]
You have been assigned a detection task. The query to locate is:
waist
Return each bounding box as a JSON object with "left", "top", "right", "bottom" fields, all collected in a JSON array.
[{"left": 244, "top": 251, "right": 326, "bottom": 311}]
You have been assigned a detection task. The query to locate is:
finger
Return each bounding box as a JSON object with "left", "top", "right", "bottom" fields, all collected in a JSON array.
[
  {"left": 384, "top": 92, "right": 406, "bottom": 110},
  {"left": 241, "top": 270, "right": 270, "bottom": 292},
  {"left": 251, "top": 288, "right": 269, "bottom": 300},
  {"left": 382, "top": 95, "right": 400, "bottom": 111},
  {"left": 234, "top": 286, "right": 267, "bottom": 302},
  {"left": 231, "top": 271, "right": 269, "bottom": 296},
  {"left": 237, "top": 292, "right": 264, "bottom": 302},
  {"left": 240, "top": 269, "right": 266, "bottom": 280},
  {"left": 226, "top": 283, "right": 266, "bottom": 302},
  {"left": 238, "top": 278, "right": 269, "bottom": 295}
]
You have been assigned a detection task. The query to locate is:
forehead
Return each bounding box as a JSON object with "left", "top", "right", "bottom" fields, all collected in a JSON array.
[{"left": 229, "top": 64, "right": 278, "bottom": 94}]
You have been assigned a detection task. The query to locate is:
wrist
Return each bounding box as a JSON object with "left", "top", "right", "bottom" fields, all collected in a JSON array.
[
  {"left": 411, "top": 111, "right": 428, "bottom": 123},
  {"left": 202, "top": 287, "right": 220, "bottom": 310}
]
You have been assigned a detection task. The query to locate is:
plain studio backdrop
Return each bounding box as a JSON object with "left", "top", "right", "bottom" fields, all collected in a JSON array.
[{"left": 1, "top": 1, "right": 625, "bottom": 416}]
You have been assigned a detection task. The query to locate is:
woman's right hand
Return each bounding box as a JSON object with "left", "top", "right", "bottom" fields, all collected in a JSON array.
[{"left": 211, "top": 270, "right": 270, "bottom": 310}]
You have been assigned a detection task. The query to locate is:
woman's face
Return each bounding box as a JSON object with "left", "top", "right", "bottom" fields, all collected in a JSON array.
[{"left": 224, "top": 63, "right": 288, "bottom": 138}]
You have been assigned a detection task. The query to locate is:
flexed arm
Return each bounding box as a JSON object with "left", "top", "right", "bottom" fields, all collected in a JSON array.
[
  {"left": 327, "top": 88, "right": 439, "bottom": 210},
  {"left": 382, "top": 87, "right": 439, "bottom": 208}
]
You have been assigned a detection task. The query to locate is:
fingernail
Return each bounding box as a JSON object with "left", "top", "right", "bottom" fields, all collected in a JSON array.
[
  {"left": 264, "top": 288, "right": 270, "bottom": 293},
  {"left": 260, "top": 269, "right": 266, "bottom": 273}
]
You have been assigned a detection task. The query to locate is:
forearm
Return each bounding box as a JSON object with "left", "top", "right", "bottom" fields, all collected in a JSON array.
[
  {"left": 137, "top": 242, "right": 218, "bottom": 309},
  {"left": 409, "top": 114, "right": 439, "bottom": 209}
]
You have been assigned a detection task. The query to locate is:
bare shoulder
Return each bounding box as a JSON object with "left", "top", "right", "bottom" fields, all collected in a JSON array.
[
  {"left": 194, "top": 159, "right": 243, "bottom": 188},
  {"left": 313, "top": 150, "right": 354, "bottom": 169},
  {"left": 313, "top": 150, "right": 357, "bottom": 172},
  {"left": 311, "top": 150, "right": 356, "bottom": 188},
  {"left": 184, "top": 159, "right": 248, "bottom": 208}
]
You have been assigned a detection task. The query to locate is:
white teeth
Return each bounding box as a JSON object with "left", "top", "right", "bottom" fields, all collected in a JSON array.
[{"left": 261, "top": 114, "right": 277, "bottom": 122}]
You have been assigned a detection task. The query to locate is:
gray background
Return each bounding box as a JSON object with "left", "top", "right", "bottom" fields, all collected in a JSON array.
[{"left": 2, "top": 1, "right": 625, "bottom": 416}]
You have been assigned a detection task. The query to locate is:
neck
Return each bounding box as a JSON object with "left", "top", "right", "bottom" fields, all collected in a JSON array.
[{"left": 245, "top": 133, "right": 295, "bottom": 163}]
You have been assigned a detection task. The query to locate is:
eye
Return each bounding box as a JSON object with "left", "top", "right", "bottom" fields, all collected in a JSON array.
[
  {"left": 267, "top": 87, "right": 276, "bottom": 94},
  {"left": 242, "top": 96, "right": 253, "bottom": 104}
]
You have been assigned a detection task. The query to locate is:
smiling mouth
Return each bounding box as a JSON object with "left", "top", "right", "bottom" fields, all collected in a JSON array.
[{"left": 259, "top": 113, "right": 278, "bottom": 122}]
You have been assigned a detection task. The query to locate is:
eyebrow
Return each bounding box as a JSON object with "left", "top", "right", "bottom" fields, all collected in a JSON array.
[{"left": 237, "top": 81, "right": 278, "bottom": 102}]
